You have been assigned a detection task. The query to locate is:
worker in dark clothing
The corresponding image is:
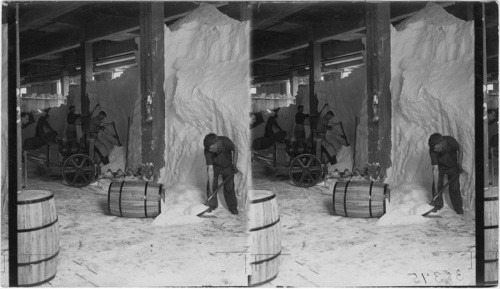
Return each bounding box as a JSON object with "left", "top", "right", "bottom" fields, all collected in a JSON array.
[
  {"left": 294, "top": 104, "right": 328, "bottom": 142},
  {"left": 66, "top": 104, "right": 101, "bottom": 143},
  {"left": 315, "top": 111, "right": 337, "bottom": 164},
  {"left": 294, "top": 105, "right": 309, "bottom": 142},
  {"left": 203, "top": 133, "right": 239, "bottom": 215},
  {"left": 87, "top": 111, "right": 110, "bottom": 165},
  {"left": 36, "top": 109, "right": 57, "bottom": 143},
  {"left": 428, "top": 133, "right": 464, "bottom": 215},
  {"left": 21, "top": 112, "right": 35, "bottom": 129},
  {"left": 264, "top": 109, "right": 283, "bottom": 140},
  {"left": 65, "top": 105, "right": 81, "bottom": 143}
]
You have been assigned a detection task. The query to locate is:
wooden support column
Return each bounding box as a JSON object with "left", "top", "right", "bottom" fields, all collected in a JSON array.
[
  {"left": 140, "top": 2, "right": 165, "bottom": 180},
  {"left": 7, "top": 4, "right": 19, "bottom": 286},
  {"left": 290, "top": 70, "right": 299, "bottom": 97},
  {"left": 474, "top": 2, "right": 487, "bottom": 286},
  {"left": 308, "top": 41, "right": 321, "bottom": 123},
  {"left": 79, "top": 34, "right": 92, "bottom": 116},
  {"left": 60, "top": 70, "right": 70, "bottom": 96},
  {"left": 365, "top": 2, "right": 391, "bottom": 180}
]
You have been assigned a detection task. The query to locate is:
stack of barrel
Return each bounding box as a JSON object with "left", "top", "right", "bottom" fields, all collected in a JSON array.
[
  {"left": 248, "top": 190, "right": 281, "bottom": 286},
  {"left": 332, "top": 180, "right": 389, "bottom": 218},
  {"left": 17, "top": 190, "right": 59, "bottom": 286},
  {"left": 107, "top": 181, "right": 163, "bottom": 218}
]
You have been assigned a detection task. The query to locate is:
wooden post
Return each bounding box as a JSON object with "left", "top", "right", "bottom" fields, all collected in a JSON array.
[
  {"left": 79, "top": 29, "right": 92, "bottom": 119},
  {"left": 308, "top": 40, "right": 321, "bottom": 146},
  {"left": 60, "top": 70, "right": 70, "bottom": 96},
  {"left": 474, "top": 2, "right": 487, "bottom": 285},
  {"left": 140, "top": 2, "right": 165, "bottom": 180},
  {"left": 365, "top": 2, "right": 391, "bottom": 180},
  {"left": 290, "top": 70, "right": 299, "bottom": 98},
  {"left": 7, "top": 3, "right": 19, "bottom": 286}
]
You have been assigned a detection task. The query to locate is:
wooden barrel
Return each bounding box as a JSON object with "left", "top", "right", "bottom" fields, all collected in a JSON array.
[
  {"left": 108, "top": 181, "right": 163, "bottom": 218},
  {"left": 17, "top": 190, "right": 59, "bottom": 286},
  {"left": 332, "top": 181, "right": 389, "bottom": 218},
  {"left": 484, "top": 186, "right": 498, "bottom": 284},
  {"left": 248, "top": 190, "right": 281, "bottom": 286}
]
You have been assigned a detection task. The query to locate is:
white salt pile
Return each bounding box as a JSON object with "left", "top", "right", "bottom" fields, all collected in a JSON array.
[
  {"left": 152, "top": 183, "right": 207, "bottom": 227},
  {"left": 327, "top": 145, "right": 353, "bottom": 173},
  {"left": 386, "top": 3, "right": 474, "bottom": 211},
  {"left": 101, "top": 145, "right": 126, "bottom": 173},
  {"left": 377, "top": 183, "right": 433, "bottom": 226},
  {"left": 159, "top": 4, "right": 250, "bottom": 211}
]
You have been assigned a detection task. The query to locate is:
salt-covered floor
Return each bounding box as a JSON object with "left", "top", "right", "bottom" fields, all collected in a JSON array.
[
  {"left": 251, "top": 161, "right": 476, "bottom": 287},
  {"left": 1, "top": 159, "right": 248, "bottom": 287}
]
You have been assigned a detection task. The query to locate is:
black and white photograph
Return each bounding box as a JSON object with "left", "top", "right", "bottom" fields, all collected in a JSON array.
[{"left": 0, "top": 0, "right": 498, "bottom": 287}]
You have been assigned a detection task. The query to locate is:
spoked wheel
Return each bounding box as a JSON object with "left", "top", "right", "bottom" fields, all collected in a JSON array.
[
  {"left": 289, "top": 154, "right": 324, "bottom": 187},
  {"left": 62, "top": 154, "right": 96, "bottom": 187}
]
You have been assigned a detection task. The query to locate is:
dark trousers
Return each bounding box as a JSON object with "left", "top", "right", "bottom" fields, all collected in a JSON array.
[
  {"left": 433, "top": 172, "right": 463, "bottom": 212},
  {"left": 206, "top": 168, "right": 237, "bottom": 211}
]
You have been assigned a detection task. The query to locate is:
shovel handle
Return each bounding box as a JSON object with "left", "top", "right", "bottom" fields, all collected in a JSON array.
[
  {"left": 205, "top": 171, "right": 238, "bottom": 205},
  {"left": 430, "top": 174, "right": 460, "bottom": 203}
]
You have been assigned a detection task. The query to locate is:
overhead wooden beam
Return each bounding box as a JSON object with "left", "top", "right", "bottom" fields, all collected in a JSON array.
[
  {"left": 252, "top": 2, "right": 454, "bottom": 61},
  {"left": 252, "top": 3, "right": 317, "bottom": 30},
  {"left": 19, "top": 2, "right": 86, "bottom": 32},
  {"left": 140, "top": 2, "right": 165, "bottom": 181},
  {"left": 365, "top": 2, "right": 391, "bottom": 181},
  {"left": 20, "top": 2, "right": 227, "bottom": 63}
]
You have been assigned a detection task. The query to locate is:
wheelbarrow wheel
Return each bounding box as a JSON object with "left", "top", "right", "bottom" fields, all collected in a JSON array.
[
  {"left": 289, "top": 154, "right": 324, "bottom": 187},
  {"left": 62, "top": 154, "right": 96, "bottom": 187}
]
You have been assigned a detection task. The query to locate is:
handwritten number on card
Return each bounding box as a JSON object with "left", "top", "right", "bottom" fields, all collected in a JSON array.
[
  {"left": 434, "top": 272, "right": 442, "bottom": 283},
  {"left": 408, "top": 273, "right": 420, "bottom": 284}
]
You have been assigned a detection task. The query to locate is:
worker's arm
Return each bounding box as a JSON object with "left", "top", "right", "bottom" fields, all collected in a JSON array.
[
  {"left": 432, "top": 165, "right": 440, "bottom": 194},
  {"left": 273, "top": 120, "right": 283, "bottom": 132},
  {"left": 232, "top": 149, "right": 239, "bottom": 173},
  {"left": 457, "top": 145, "right": 464, "bottom": 173},
  {"left": 207, "top": 165, "right": 215, "bottom": 195}
]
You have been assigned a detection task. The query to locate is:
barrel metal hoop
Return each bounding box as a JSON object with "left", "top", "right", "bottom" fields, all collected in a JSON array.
[
  {"left": 332, "top": 181, "right": 339, "bottom": 215},
  {"left": 248, "top": 273, "right": 278, "bottom": 287},
  {"left": 144, "top": 181, "right": 149, "bottom": 217},
  {"left": 17, "top": 194, "right": 54, "bottom": 205},
  {"left": 368, "top": 181, "right": 374, "bottom": 218},
  {"left": 250, "top": 194, "right": 276, "bottom": 204},
  {"left": 484, "top": 196, "right": 499, "bottom": 201},
  {"left": 484, "top": 225, "right": 499, "bottom": 229},
  {"left": 17, "top": 218, "right": 58, "bottom": 233},
  {"left": 249, "top": 217, "right": 280, "bottom": 232},
  {"left": 17, "top": 250, "right": 59, "bottom": 266},
  {"left": 158, "top": 184, "right": 163, "bottom": 214},
  {"left": 19, "top": 273, "right": 56, "bottom": 287},
  {"left": 249, "top": 250, "right": 281, "bottom": 265},
  {"left": 343, "top": 181, "right": 350, "bottom": 217},
  {"left": 118, "top": 181, "right": 125, "bottom": 217},
  {"left": 107, "top": 182, "right": 114, "bottom": 214}
]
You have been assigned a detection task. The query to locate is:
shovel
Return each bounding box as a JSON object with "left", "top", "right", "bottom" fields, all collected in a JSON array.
[
  {"left": 197, "top": 170, "right": 238, "bottom": 217},
  {"left": 422, "top": 174, "right": 460, "bottom": 217}
]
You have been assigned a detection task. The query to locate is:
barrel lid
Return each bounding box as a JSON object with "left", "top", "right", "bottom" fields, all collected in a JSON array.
[
  {"left": 17, "top": 190, "right": 53, "bottom": 204},
  {"left": 249, "top": 190, "right": 275, "bottom": 202}
]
